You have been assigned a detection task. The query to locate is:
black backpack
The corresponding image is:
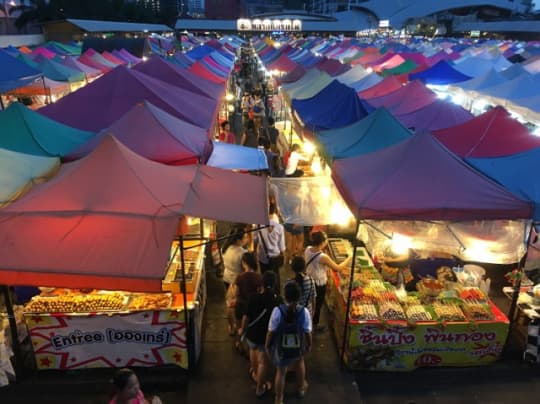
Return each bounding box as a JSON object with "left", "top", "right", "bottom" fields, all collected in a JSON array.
[{"left": 276, "top": 304, "right": 305, "bottom": 360}]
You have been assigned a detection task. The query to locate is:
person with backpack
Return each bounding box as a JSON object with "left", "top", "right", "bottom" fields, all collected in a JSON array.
[
  {"left": 265, "top": 282, "right": 312, "bottom": 404},
  {"left": 239, "top": 271, "right": 282, "bottom": 398},
  {"left": 289, "top": 256, "right": 316, "bottom": 318}
]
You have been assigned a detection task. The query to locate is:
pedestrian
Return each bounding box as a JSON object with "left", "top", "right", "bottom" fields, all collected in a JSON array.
[
  {"left": 218, "top": 120, "right": 236, "bottom": 144},
  {"left": 265, "top": 282, "right": 312, "bottom": 404},
  {"left": 109, "top": 368, "right": 161, "bottom": 404},
  {"left": 241, "top": 119, "right": 259, "bottom": 148},
  {"left": 289, "top": 256, "right": 316, "bottom": 318},
  {"left": 304, "top": 231, "right": 351, "bottom": 333},
  {"left": 234, "top": 252, "right": 263, "bottom": 354},
  {"left": 252, "top": 91, "right": 265, "bottom": 133},
  {"left": 284, "top": 144, "right": 310, "bottom": 177},
  {"left": 239, "top": 271, "right": 282, "bottom": 398},
  {"left": 264, "top": 117, "right": 280, "bottom": 154},
  {"left": 255, "top": 205, "right": 286, "bottom": 290}
]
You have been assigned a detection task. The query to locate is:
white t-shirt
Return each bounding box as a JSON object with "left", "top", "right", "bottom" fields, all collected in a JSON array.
[
  {"left": 268, "top": 305, "right": 312, "bottom": 333},
  {"left": 304, "top": 246, "right": 328, "bottom": 286},
  {"left": 255, "top": 219, "right": 286, "bottom": 264},
  {"left": 223, "top": 245, "right": 247, "bottom": 284},
  {"left": 285, "top": 151, "right": 308, "bottom": 175}
]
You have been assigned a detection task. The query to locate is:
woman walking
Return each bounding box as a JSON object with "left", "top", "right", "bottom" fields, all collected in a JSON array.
[{"left": 290, "top": 256, "right": 316, "bottom": 318}]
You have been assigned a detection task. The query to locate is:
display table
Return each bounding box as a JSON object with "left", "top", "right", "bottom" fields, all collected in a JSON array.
[
  {"left": 326, "top": 239, "right": 510, "bottom": 371},
  {"left": 24, "top": 239, "right": 207, "bottom": 371}
]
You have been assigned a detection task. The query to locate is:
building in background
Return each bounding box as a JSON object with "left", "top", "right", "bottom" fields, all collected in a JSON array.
[{"left": 205, "top": 0, "right": 244, "bottom": 19}]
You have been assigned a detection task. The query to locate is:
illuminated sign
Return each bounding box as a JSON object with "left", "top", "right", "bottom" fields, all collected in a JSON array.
[
  {"left": 379, "top": 20, "right": 390, "bottom": 28},
  {"left": 237, "top": 18, "right": 302, "bottom": 31}
]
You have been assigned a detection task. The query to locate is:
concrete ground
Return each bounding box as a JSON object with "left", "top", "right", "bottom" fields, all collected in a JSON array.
[{"left": 2, "top": 265, "right": 540, "bottom": 404}]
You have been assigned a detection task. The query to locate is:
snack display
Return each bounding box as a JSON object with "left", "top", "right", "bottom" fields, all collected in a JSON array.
[
  {"left": 25, "top": 293, "right": 126, "bottom": 313},
  {"left": 417, "top": 277, "right": 444, "bottom": 297},
  {"left": 129, "top": 294, "right": 172, "bottom": 311},
  {"left": 459, "top": 287, "right": 486, "bottom": 301},
  {"left": 462, "top": 302, "right": 493, "bottom": 321},
  {"left": 405, "top": 305, "right": 432, "bottom": 322},
  {"left": 351, "top": 302, "right": 378, "bottom": 321},
  {"left": 379, "top": 302, "right": 406, "bottom": 321},
  {"left": 433, "top": 302, "right": 466, "bottom": 322}
]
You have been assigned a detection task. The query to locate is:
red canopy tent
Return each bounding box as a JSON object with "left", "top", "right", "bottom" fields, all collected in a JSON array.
[
  {"left": 0, "top": 136, "right": 268, "bottom": 292},
  {"left": 358, "top": 76, "right": 403, "bottom": 99},
  {"left": 332, "top": 131, "right": 532, "bottom": 221},
  {"left": 433, "top": 106, "right": 540, "bottom": 158},
  {"left": 189, "top": 61, "right": 226, "bottom": 83}
]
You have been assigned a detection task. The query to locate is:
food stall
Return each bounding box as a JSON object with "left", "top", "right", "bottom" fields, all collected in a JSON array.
[
  {"left": 326, "top": 238, "right": 512, "bottom": 371},
  {"left": 23, "top": 235, "right": 207, "bottom": 371}
]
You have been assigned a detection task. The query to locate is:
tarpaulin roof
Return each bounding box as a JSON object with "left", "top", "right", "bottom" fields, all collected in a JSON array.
[
  {"left": 452, "top": 68, "right": 507, "bottom": 92},
  {"left": 59, "top": 55, "right": 102, "bottom": 80},
  {"left": 396, "top": 100, "right": 473, "bottom": 131},
  {"left": 409, "top": 60, "right": 472, "bottom": 85},
  {"left": 358, "top": 76, "right": 403, "bottom": 99},
  {"left": 0, "top": 49, "right": 42, "bottom": 92},
  {"left": 335, "top": 65, "right": 370, "bottom": 86},
  {"left": 349, "top": 72, "right": 383, "bottom": 92},
  {"left": 468, "top": 149, "right": 540, "bottom": 220},
  {"left": 433, "top": 106, "right": 540, "bottom": 158},
  {"left": 67, "top": 101, "right": 212, "bottom": 165},
  {"left": 207, "top": 141, "right": 269, "bottom": 171},
  {"left": 40, "top": 66, "right": 216, "bottom": 131},
  {"left": 189, "top": 61, "right": 227, "bottom": 83},
  {"left": 0, "top": 136, "right": 269, "bottom": 292},
  {"left": 132, "top": 55, "right": 223, "bottom": 100},
  {"left": 278, "top": 65, "right": 307, "bottom": 84},
  {"left": 367, "top": 80, "right": 437, "bottom": 115},
  {"left": 381, "top": 59, "right": 418, "bottom": 76},
  {"left": 268, "top": 54, "right": 297, "bottom": 72},
  {"left": 316, "top": 58, "right": 350, "bottom": 76},
  {"left": 32, "top": 54, "right": 86, "bottom": 83},
  {"left": 102, "top": 50, "right": 127, "bottom": 66},
  {"left": 9, "top": 76, "right": 70, "bottom": 96},
  {"left": 316, "top": 107, "right": 412, "bottom": 159},
  {"left": 292, "top": 80, "right": 369, "bottom": 131},
  {"left": 332, "top": 131, "right": 532, "bottom": 221},
  {"left": 0, "top": 102, "right": 95, "bottom": 157},
  {"left": 481, "top": 72, "right": 540, "bottom": 102},
  {"left": 0, "top": 148, "right": 59, "bottom": 207},
  {"left": 282, "top": 69, "right": 333, "bottom": 101}
]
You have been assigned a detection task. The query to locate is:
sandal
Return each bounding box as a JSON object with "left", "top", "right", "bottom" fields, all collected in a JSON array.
[
  {"left": 249, "top": 368, "right": 257, "bottom": 383},
  {"left": 255, "top": 383, "right": 268, "bottom": 398},
  {"left": 297, "top": 381, "right": 309, "bottom": 399}
]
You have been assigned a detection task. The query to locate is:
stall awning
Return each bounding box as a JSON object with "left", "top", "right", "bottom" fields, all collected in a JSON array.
[
  {"left": 332, "top": 131, "right": 533, "bottom": 221},
  {"left": 207, "top": 142, "right": 268, "bottom": 171},
  {"left": 0, "top": 136, "right": 268, "bottom": 292}
]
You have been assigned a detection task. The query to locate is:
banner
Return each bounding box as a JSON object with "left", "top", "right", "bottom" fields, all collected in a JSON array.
[
  {"left": 346, "top": 318, "right": 508, "bottom": 371},
  {"left": 25, "top": 310, "right": 188, "bottom": 370}
]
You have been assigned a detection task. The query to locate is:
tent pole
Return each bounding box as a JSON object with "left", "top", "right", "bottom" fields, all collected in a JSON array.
[
  {"left": 340, "top": 219, "right": 360, "bottom": 370},
  {"left": 179, "top": 235, "right": 192, "bottom": 373},
  {"left": 0, "top": 95, "right": 4, "bottom": 110},
  {"left": 504, "top": 222, "right": 534, "bottom": 354},
  {"left": 1, "top": 285, "right": 24, "bottom": 378}
]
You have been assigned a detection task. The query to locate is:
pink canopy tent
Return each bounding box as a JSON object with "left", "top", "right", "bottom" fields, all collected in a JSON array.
[
  {"left": 433, "top": 106, "right": 540, "bottom": 158},
  {"left": 40, "top": 66, "right": 217, "bottom": 132},
  {"left": 332, "top": 131, "right": 532, "bottom": 221},
  {"left": 0, "top": 136, "right": 268, "bottom": 292},
  {"left": 189, "top": 61, "right": 226, "bottom": 83},
  {"left": 31, "top": 46, "right": 56, "bottom": 59},
  {"left": 395, "top": 100, "right": 473, "bottom": 131},
  {"left": 367, "top": 80, "right": 437, "bottom": 116},
  {"left": 78, "top": 53, "right": 113, "bottom": 74},
  {"left": 358, "top": 76, "right": 403, "bottom": 99},
  {"left": 371, "top": 54, "right": 405, "bottom": 73},
  {"left": 133, "top": 56, "right": 224, "bottom": 100},
  {"left": 66, "top": 101, "right": 212, "bottom": 164},
  {"left": 61, "top": 56, "right": 102, "bottom": 81},
  {"left": 83, "top": 49, "right": 119, "bottom": 68},
  {"left": 268, "top": 54, "right": 297, "bottom": 73},
  {"left": 102, "top": 50, "right": 127, "bottom": 66}
]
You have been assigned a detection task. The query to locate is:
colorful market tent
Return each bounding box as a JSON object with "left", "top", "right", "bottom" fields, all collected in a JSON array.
[
  {"left": 366, "top": 80, "right": 437, "bottom": 115},
  {"left": 433, "top": 106, "right": 540, "bottom": 158},
  {"left": 67, "top": 101, "right": 212, "bottom": 165},
  {"left": 335, "top": 65, "right": 370, "bottom": 86},
  {"left": 291, "top": 80, "right": 369, "bottom": 131},
  {"left": 452, "top": 68, "right": 507, "bottom": 93},
  {"left": 0, "top": 136, "right": 269, "bottom": 292},
  {"left": 0, "top": 49, "right": 42, "bottom": 93},
  {"left": 357, "top": 76, "right": 402, "bottom": 99},
  {"left": 395, "top": 100, "right": 473, "bottom": 131},
  {"left": 59, "top": 55, "right": 102, "bottom": 81},
  {"left": 0, "top": 102, "right": 94, "bottom": 157},
  {"left": 348, "top": 72, "right": 383, "bottom": 92},
  {"left": 207, "top": 141, "right": 269, "bottom": 171},
  {"left": 278, "top": 65, "right": 307, "bottom": 84},
  {"left": 189, "top": 61, "right": 227, "bottom": 83},
  {"left": 409, "top": 60, "right": 471, "bottom": 85},
  {"left": 0, "top": 148, "right": 59, "bottom": 207},
  {"left": 132, "top": 56, "right": 223, "bottom": 100},
  {"left": 281, "top": 69, "right": 333, "bottom": 101},
  {"left": 381, "top": 59, "right": 418, "bottom": 77},
  {"left": 9, "top": 76, "right": 70, "bottom": 97},
  {"left": 40, "top": 66, "right": 216, "bottom": 131},
  {"left": 78, "top": 52, "right": 113, "bottom": 74},
  {"left": 480, "top": 73, "right": 540, "bottom": 103},
  {"left": 316, "top": 107, "right": 412, "bottom": 159},
  {"left": 468, "top": 149, "right": 540, "bottom": 220},
  {"left": 332, "top": 131, "right": 532, "bottom": 221},
  {"left": 32, "top": 55, "right": 86, "bottom": 83}
]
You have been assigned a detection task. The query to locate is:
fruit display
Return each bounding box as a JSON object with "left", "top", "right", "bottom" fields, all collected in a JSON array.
[
  {"left": 379, "top": 302, "right": 406, "bottom": 321},
  {"left": 462, "top": 302, "right": 493, "bottom": 321},
  {"left": 351, "top": 302, "right": 378, "bottom": 321},
  {"left": 129, "top": 294, "right": 172, "bottom": 311},
  {"left": 417, "top": 278, "right": 444, "bottom": 297},
  {"left": 25, "top": 293, "right": 127, "bottom": 313},
  {"left": 328, "top": 238, "right": 351, "bottom": 262},
  {"left": 433, "top": 302, "right": 466, "bottom": 322},
  {"left": 405, "top": 305, "right": 432, "bottom": 322}
]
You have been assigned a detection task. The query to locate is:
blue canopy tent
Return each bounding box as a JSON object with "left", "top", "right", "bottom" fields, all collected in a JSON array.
[
  {"left": 0, "top": 50, "right": 42, "bottom": 94},
  {"left": 410, "top": 60, "right": 471, "bottom": 85},
  {"left": 207, "top": 142, "right": 268, "bottom": 171},
  {"left": 316, "top": 108, "right": 412, "bottom": 159},
  {"left": 186, "top": 44, "right": 215, "bottom": 60},
  {"left": 291, "top": 80, "right": 369, "bottom": 131},
  {"left": 467, "top": 149, "right": 540, "bottom": 221}
]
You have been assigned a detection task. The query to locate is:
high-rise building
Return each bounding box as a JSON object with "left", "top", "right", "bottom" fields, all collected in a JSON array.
[
  {"left": 205, "top": 0, "right": 243, "bottom": 19},
  {"left": 244, "top": 0, "right": 284, "bottom": 16},
  {"left": 139, "top": 0, "right": 181, "bottom": 15}
]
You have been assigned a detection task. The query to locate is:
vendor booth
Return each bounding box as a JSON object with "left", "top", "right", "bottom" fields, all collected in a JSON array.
[{"left": 0, "top": 136, "right": 269, "bottom": 372}]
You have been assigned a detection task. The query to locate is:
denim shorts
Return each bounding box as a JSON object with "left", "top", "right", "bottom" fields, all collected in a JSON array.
[{"left": 246, "top": 338, "right": 265, "bottom": 352}]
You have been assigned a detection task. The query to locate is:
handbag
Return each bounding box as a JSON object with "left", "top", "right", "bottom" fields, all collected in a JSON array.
[{"left": 240, "top": 307, "right": 268, "bottom": 343}]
